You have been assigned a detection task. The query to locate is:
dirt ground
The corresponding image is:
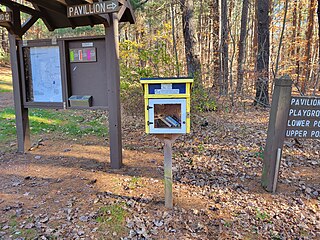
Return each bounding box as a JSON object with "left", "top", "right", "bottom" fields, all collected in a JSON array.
[{"left": 0, "top": 68, "right": 319, "bottom": 239}]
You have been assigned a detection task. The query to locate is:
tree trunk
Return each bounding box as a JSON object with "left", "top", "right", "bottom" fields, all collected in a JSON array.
[
  {"left": 317, "top": 0, "right": 320, "bottom": 91},
  {"left": 302, "top": 0, "right": 316, "bottom": 93},
  {"left": 211, "top": 0, "right": 220, "bottom": 89},
  {"left": 291, "top": 0, "right": 297, "bottom": 58},
  {"left": 255, "top": 0, "right": 270, "bottom": 106},
  {"left": 180, "top": 0, "right": 202, "bottom": 82},
  {"left": 171, "top": 2, "right": 180, "bottom": 77},
  {"left": 220, "top": 0, "right": 229, "bottom": 95},
  {"left": 273, "top": 0, "right": 289, "bottom": 79},
  {"left": 296, "top": 0, "right": 302, "bottom": 85},
  {"left": 236, "top": 0, "right": 249, "bottom": 94}
]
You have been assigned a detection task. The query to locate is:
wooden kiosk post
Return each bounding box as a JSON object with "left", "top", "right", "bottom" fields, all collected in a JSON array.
[
  {"left": 7, "top": 6, "right": 31, "bottom": 153},
  {"left": 105, "top": 13, "right": 122, "bottom": 169},
  {"left": 261, "top": 76, "right": 292, "bottom": 192},
  {"left": 9, "top": 33, "right": 31, "bottom": 153},
  {"left": 263, "top": 77, "right": 320, "bottom": 193}
]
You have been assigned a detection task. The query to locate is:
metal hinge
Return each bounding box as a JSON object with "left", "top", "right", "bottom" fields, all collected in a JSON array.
[
  {"left": 147, "top": 121, "right": 154, "bottom": 125},
  {"left": 147, "top": 106, "right": 153, "bottom": 110}
]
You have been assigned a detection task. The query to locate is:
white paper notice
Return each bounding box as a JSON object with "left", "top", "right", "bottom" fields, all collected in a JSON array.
[{"left": 30, "top": 46, "right": 63, "bottom": 102}]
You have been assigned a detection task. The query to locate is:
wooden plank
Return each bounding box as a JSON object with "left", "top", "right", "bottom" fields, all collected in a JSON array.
[
  {"left": 261, "top": 76, "right": 292, "bottom": 192},
  {"left": 163, "top": 138, "right": 173, "bottom": 209},
  {"left": 1, "top": 0, "right": 133, "bottom": 31},
  {"left": 1, "top": 0, "right": 43, "bottom": 17},
  {"left": 106, "top": 13, "right": 122, "bottom": 169},
  {"left": 67, "top": 0, "right": 120, "bottom": 18},
  {"left": 9, "top": 33, "right": 31, "bottom": 153},
  {"left": 20, "top": 15, "right": 39, "bottom": 36},
  {"left": 156, "top": 134, "right": 179, "bottom": 208},
  {"left": 285, "top": 96, "right": 320, "bottom": 139},
  {"left": 27, "top": 0, "right": 67, "bottom": 16}
]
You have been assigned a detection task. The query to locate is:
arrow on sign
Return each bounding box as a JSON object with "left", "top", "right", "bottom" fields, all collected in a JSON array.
[{"left": 107, "top": 2, "right": 118, "bottom": 10}]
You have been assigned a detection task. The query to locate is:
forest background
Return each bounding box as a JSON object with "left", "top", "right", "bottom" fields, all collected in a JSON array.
[
  {"left": 0, "top": 1, "right": 319, "bottom": 239},
  {"left": 0, "top": 0, "right": 320, "bottom": 111}
]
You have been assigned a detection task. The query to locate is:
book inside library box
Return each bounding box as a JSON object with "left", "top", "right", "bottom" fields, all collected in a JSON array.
[{"left": 154, "top": 104, "right": 182, "bottom": 129}]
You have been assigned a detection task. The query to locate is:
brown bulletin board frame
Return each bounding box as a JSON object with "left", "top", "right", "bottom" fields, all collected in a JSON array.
[
  {"left": 18, "top": 39, "right": 67, "bottom": 109},
  {"left": 18, "top": 36, "right": 110, "bottom": 110}
]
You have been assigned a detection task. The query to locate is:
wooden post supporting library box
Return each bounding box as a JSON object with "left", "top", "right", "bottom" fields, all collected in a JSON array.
[{"left": 140, "top": 77, "right": 193, "bottom": 208}]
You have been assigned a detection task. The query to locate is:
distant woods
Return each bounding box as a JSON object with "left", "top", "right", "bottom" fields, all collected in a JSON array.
[{"left": 1, "top": 0, "right": 320, "bottom": 107}]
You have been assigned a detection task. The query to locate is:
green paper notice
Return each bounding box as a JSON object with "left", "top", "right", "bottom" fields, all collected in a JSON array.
[{"left": 70, "top": 50, "right": 75, "bottom": 62}]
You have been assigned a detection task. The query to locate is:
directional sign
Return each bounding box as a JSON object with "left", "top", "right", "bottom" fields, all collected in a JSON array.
[
  {"left": 67, "top": 0, "right": 120, "bottom": 18},
  {"left": 286, "top": 96, "right": 320, "bottom": 139},
  {"left": 0, "top": 12, "right": 12, "bottom": 23}
]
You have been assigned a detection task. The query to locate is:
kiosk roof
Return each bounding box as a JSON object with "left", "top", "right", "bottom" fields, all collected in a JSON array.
[{"left": 0, "top": 0, "right": 135, "bottom": 36}]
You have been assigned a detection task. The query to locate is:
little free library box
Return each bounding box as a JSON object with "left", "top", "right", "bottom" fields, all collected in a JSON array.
[{"left": 140, "top": 77, "right": 193, "bottom": 135}]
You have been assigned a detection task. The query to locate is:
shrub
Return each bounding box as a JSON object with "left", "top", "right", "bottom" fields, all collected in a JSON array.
[
  {"left": 0, "top": 48, "right": 10, "bottom": 66},
  {"left": 191, "top": 85, "right": 217, "bottom": 113}
]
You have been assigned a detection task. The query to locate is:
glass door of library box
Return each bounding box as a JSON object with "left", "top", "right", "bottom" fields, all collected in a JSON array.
[{"left": 148, "top": 99, "right": 187, "bottom": 134}]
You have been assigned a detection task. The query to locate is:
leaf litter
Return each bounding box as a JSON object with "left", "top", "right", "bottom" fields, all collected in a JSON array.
[{"left": 0, "top": 100, "right": 319, "bottom": 239}]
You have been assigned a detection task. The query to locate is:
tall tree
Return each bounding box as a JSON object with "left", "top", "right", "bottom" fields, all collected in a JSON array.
[
  {"left": 220, "top": 0, "right": 229, "bottom": 95},
  {"left": 171, "top": 2, "right": 180, "bottom": 77},
  {"left": 236, "top": 0, "right": 249, "bottom": 94},
  {"left": 291, "top": 0, "right": 298, "bottom": 75},
  {"left": 302, "top": 0, "right": 316, "bottom": 93},
  {"left": 295, "top": 0, "right": 303, "bottom": 85},
  {"left": 211, "top": 0, "right": 220, "bottom": 89},
  {"left": 255, "top": 0, "right": 270, "bottom": 106},
  {"left": 180, "top": 0, "right": 201, "bottom": 81},
  {"left": 273, "top": 0, "right": 289, "bottom": 79},
  {"left": 316, "top": 0, "right": 320, "bottom": 92}
]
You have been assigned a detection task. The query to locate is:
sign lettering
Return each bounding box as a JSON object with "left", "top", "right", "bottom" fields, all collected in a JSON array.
[
  {"left": 286, "top": 96, "right": 320, "bottom": 139},
  {"left": 67, "top": 0, "right": 120, "bottom": 18},
  {"left": 0, "top": 12, "right": 12, "bottom": 23}
]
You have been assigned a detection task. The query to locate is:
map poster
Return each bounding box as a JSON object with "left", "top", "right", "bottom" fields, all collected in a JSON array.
[{"left": 29, "top": 46, "right": 63, "bottom": 102}]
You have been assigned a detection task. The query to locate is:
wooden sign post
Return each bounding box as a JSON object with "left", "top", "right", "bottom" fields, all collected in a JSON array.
[
  {"left": 262, "top": 76, "right": 292, "bottom": 192},
  {"left": 262, "top": 75, "right": 320, "bottom": 192}
]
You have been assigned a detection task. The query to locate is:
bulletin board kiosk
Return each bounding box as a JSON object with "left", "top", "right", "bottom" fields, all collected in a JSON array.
[
  {"left": 0, "top": 0, "right": 135, "bottom": 169},
  {"left": 140, "top": 77, "right": 193, "bottom": 208}
]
